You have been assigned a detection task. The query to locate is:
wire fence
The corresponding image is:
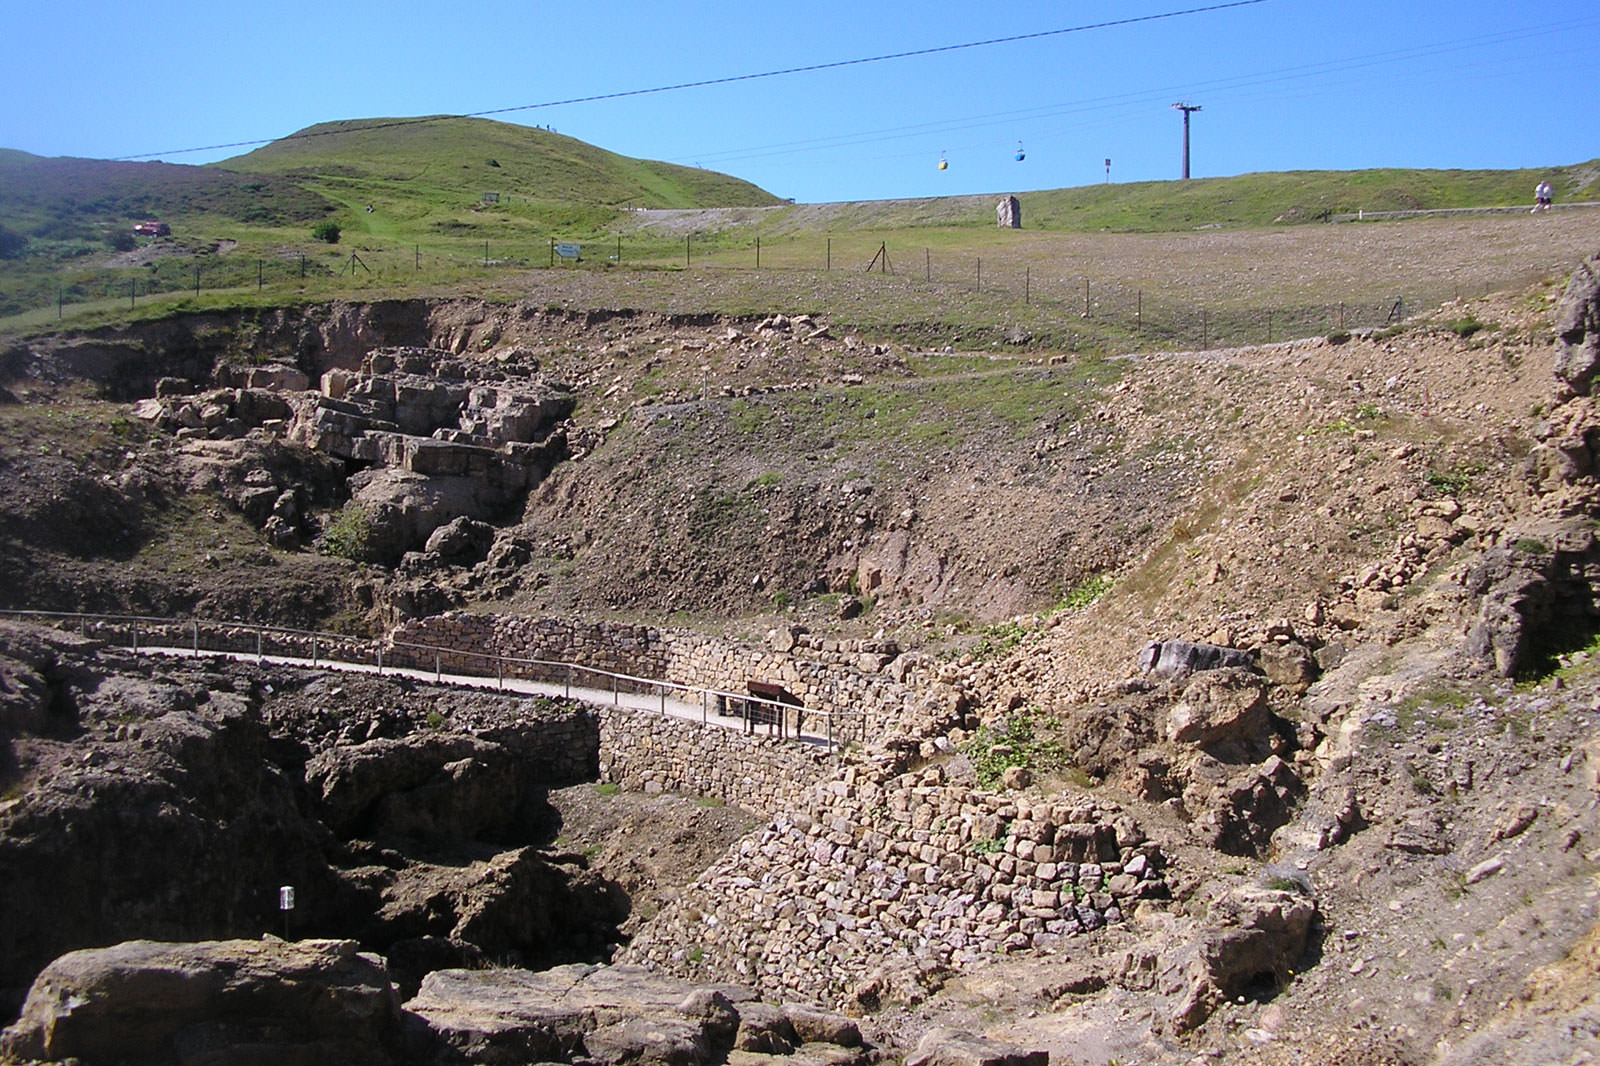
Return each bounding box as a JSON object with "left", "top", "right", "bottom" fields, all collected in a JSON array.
[
  {"left": 9, "top": 237, "right": 1444, "bottom": 353},
  {"left": 0, "top": 608, "right": 849, "bottom": 748}
]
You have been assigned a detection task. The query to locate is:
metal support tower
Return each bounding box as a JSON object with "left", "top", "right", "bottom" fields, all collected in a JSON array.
[{"left": 1172, "top": 102, "right": 1201, "bottom": 180}]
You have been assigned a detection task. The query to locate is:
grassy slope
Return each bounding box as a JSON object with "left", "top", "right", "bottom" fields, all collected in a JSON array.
[
  {"left": 224, "top": 116, "right": 781, "bottom": 210},
  {"left": 2, "top": 113, "right": 1597, "bottom": 327}
]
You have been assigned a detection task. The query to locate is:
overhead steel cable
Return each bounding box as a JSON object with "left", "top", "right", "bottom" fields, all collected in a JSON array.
[{"left": 111, "top": 0, "right": 1268, "bottom": 161}]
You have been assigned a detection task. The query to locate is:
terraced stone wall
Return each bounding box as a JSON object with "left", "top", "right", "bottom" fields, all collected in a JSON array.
[
  {"left": 620, "top": 762, "right": 1170, "bottom": 1008},
  {"left": 388, "top": 613, "right": 963, "bottom": 745},
  {"left": 596, "top": 704, "right": 841, "bottom": 818}
]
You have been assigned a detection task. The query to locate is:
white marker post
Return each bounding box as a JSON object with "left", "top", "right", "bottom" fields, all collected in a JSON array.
[{"left": 279, "top": 886, "right": 295, "bottom": 940}]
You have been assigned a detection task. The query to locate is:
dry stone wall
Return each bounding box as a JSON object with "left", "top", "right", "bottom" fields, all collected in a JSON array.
[
  {"left": 598, "top": 704, "right": 840, "bottom": 817},
  {"left": 387, "top": 613, "right": 964, "bottom": 745},
  {"left": 620, "top": 761, "right": 1170, "bottom": 1009}
]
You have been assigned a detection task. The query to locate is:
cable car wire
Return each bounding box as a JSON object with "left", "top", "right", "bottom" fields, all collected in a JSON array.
[{"left": 111, "top": 0, "right": 1268, "bottom": 161}]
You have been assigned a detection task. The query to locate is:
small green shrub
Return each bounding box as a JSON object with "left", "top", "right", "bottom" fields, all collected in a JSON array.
[
  {"left": 962, "top": 712, "right": 1068, "bottom": 789},
  {"left": 317, "top": 504, "right": 377, "bottom": 561},
  {"left": 595, "top": 782, "right": 621, "bottom": 797},
  {"left": 1513, "top": 538, "right": 1549, "bottom": 555},
  {"left": 311, "top": 220, "right": 342, "bottom": 244},
  {"left": 1059, "top": 574, "right": 1112, "bottom": 611},
  {"left": 1444, "top": 316, "right": 1487, "bottom": 338}
]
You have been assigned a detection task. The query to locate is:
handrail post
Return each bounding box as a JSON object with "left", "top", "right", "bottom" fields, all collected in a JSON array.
[
  {"left": 613, "top": 674, "right": 619, "bottom": 706},
  {"left": 312, "top": 635, "right": 319, "bottom": 667},
  {"left": 376, "top": 646, "right": 383, "bottom": 675},
  {"left": 660, "top": 685, "right": 666, "bottom": 715},
  {"left": 828, "top": 713, "right": 833, "bottom": 751},
  {"left": 435, "top": 650, "right": 441, "bottom": 682},
  {"left": 256, "top": 626, "right": 264, "bottom": 663},
  {"left": 566, "top": 665, "right": 572, "bottom": 699},
  {"left": 131, "top": 620, "right": 138, "bottom": 654},
  {"left": 496, "top": 655, "right": 503, "bottom": 691},
  {"left": 191, "top": 620, "right": 199, "bottom": 657}
]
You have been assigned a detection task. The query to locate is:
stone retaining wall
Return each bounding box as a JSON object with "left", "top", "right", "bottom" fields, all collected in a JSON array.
[
  {"left": 388, "top": 613, "right": 966, "bottom": 745},
  {"left": 620, "top": 761, "right": 1169, "bottom": 1008},
  {"left": 597, "top": 704, "right": 840, "bottom": 818}
]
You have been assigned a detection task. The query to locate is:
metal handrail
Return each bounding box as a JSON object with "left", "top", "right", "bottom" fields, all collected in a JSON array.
[{"left": 0, "top": 608, "right": 856, "bottom": 749}]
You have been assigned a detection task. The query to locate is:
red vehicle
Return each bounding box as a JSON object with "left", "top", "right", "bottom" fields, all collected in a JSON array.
[{"left": 132, "top": 221, "right": 170, "bottom": 237}]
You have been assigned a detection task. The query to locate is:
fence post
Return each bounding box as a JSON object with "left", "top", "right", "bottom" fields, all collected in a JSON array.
[
  {"left": 755, "top": 236, "right": 760, "bottom": 269},
  {"left": 685, "top": 235, "right": 691, "bottom": 267},
  {"left": 376, "top": 646, "right": 383, "bottom": 675},
  {"left": 826, "top": 237, "right": 831, "bottom": 271},
  {"left": 496, "top": 655, "right": 503, "bottom": 690},
  {"left": 1267, "top": 310, "right": 1272, "bottom": 343},
  {"left": 925, "top": 248, "right": 930, "bottom": 282},
  {"left": 1084, "top": 278, "right": 1090, "bottom": 317},
  {"left": 1202, "top": 309, "right": 1208, "bottom": 349},
  {"left": 976, "top": 257, "right": 981, "bottom": 292},
  {"left": 1137, "top": 290, "right": 1142, "bottom": 335},
  {"left": 435, "top": 650, "right": 441, "bottom": 682},
  {"left": 1025, "top": 267, "right": 1030, "bottom": 305}
]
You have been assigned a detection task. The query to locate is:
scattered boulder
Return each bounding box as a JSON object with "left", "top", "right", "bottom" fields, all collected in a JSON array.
[
  {"left": 0, "top": 938, "right": 402, "bottom": 1066},
  {"left": 1165, "top": 882, "right": 1317, "bottom": 1031},
  {"left": 1554, "top": 251, "right": 1600, "bottom": 395},
  {"left": 406, "top": 964, "right": 872, "bottom": 1066},
  {"left": 1139, "top": 640, "right": 1255, "bottom": 681},
  {"left": 1165, "top": 669, "right": 1272, "bottom": 754},
  {"left": 905, "top": 1026, "right": 1047, "bottom": 1066}
]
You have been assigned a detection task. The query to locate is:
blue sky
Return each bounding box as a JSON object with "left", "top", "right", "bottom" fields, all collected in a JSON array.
[{"left": 5, "top": 0, "right": 1597, "bottom": 203}]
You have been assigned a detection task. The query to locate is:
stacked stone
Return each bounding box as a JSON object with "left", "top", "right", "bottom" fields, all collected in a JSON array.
[
  {"left": 388, "top": 613, "right": 670, "bottom": 684},
  {"left": 597, "top": 704, "right": 837, "bottom": 817},
  {"left": 622, "top": 763, "right": 1169, "bottom": 1007},
  {"left": 387, "top": 613, "right": 954, "bottom": 747}
]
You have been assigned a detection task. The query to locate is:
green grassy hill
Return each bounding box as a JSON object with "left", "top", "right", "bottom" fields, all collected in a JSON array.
[
  {"left": 1, "top": 111, "right": 1596, "bottom": 327},
  {"left": 225, "top": 116, "right": 781, "bottom": 210}
]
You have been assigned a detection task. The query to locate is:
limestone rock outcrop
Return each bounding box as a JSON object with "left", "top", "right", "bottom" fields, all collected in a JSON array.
[
  {"left": 406, "top": 963, "right": 872, "bottom": 1066},
  {"left": 0, "top": 938, "right": 403, "bottom": 1066}
]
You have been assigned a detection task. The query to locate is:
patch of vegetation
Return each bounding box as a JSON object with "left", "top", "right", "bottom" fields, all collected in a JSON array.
[
  {"left": 1512, "top": 537, "right": 1549, "bottom": 555},
  {"left": 311, "top": 220, "right": 342, "bottom": 244},
  {"left": 1058, "top": 573, "right": 1112, "bottom": 611},
  {"left": 1424, "top": 464, "right": 1483, "bottom": 496},
  {"left": 1443, "top": 316, "right": 1488, "bottom": 338},
  {"left": 968, "top": 618, "right": 1031, "bottom": 661},
  {"left": 316, "top": 504, "right": 379, "bottom": 562},
  {"left": 962, "top": 711, "right": 1068, "bottom": 790},
  {"left": 594, "top": 782, "right": 621, "bottom": 797}
]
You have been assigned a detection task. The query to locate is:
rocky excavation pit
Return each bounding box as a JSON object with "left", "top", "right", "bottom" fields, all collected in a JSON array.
[{"left": 3, "top": 251, "right": 1600, "bottom": 1064}]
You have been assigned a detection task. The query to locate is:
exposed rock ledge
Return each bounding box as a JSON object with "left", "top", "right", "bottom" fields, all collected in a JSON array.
[{"left": 1, "top": 938, "right": 1044, "bottom": 1066}]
